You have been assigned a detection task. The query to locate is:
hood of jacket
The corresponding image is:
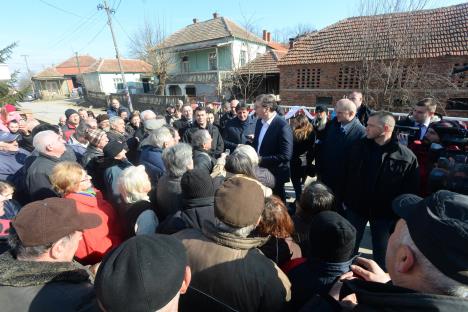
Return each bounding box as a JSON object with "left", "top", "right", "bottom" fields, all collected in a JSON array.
[{"left": 0, "top": 251, "right": 91, "bottom": 287}]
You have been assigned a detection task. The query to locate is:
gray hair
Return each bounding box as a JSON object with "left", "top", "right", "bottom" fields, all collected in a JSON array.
[
  {"left": 148, "top": 127, "right": 173, "bottom": 148},
  {"left": 162, "top": 143, "right": 193, "bottom": 177},
  {"left": 119, "top": 165, "right": 151, "bottom": 204},
  {"left": 235, "top": 144, "right": 259, "bottom": 166},
  {"left": 335, "top": 99, "right": 357, "bottom": 114},
  {"left": 140, "top": 109, "right": 157, "bottom": 121},
  {"left": 74, "top": 122, "right": 89, "bottom": 140},
  {"left": 33, "top": 130, "right": 56, "bottom": 154},
  {"left": 225, "top": 150, "right": 255, "bottom": 178},
  {"left": 255, "top": 94, "right": 277, "bottom": 112},
  {"left": 399, "top": 223, "right": 468, "bottom": 298},
  {"left": 191, "top": 129, "right": 211, "bottom": 148},
  {"left": 109, "top": 116, "right": 123, "bottom": 128},
  {"left": 369, "top": 111, "right": 396, "bottom": 128},
  {"left": 215, "top": 218, "right": 256, "bottom": 238}
]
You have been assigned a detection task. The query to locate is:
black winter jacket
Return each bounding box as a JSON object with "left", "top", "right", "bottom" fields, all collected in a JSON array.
[{"left": 183, "top": 122, "right": 224, "bottom": 158}]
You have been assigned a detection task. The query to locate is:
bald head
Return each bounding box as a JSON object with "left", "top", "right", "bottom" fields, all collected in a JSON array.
[{"left": 33, "top": 130, "right": 66, "bottom": 157}]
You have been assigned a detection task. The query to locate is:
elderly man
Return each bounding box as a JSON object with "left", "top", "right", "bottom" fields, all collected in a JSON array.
[
  {"left": 107, "top": 97, "right": 130, "bottom": 118},
  {"left": 25, "top": 130, "right": 66, "bottom": 201},
  {"left": 62, "top": 108, "right": 81, "bottom": 141},
  {"left": 106, "top": 116, "right": 128, "bottom": 149},
  {"left": 133, "top": 109, "right": 157, "bottom": 141},
  {"left": 397, "top": 98, "right": 439, "bottom": 141},
  {"left": 0, "top": 197, "right": 101, "bottom": 311},
  {"left": 343, "top": 111, "right": 419, "bottom": 268},
  {"left": 173, "top": 105, "right": 194, "bottom": 139},
  {"left": 219, "top": 99, "right": 239, "bottom": 130},
  {"left": 191, "top": 129, "right": 216, "bottom": 174},
  {"left": 183, "top": 106, "right": 224, "bottom": 158},
  {"left": 253, "top": 94, "right": 293, "bottom": 201},
  {"left": 67, "top": 122, "right": 89, "bottom": 163},
  {"left": 174, "top": 176, "right": 291, "bottom": 311},
  {"left": 316, "top": 99, "right": 365, "bottom": 204},
  {"left": 303, "top": 190, "right": 468, "bottom": 311},
  {"left": 0, "top": 132, "right": 29, "bottom": 184},
  {"left": 348, "top": 91, "right": 372, "bottom": 126},
  {"left": 140, "top": 127, "right": 175, "bottom": 185},
  {"left": 223, "top": 102, "right": 256, "bottom": 151}
]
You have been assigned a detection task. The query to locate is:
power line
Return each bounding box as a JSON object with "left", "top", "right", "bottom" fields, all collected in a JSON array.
[
  {"left": 114, "top": 15, "right": 133, "bottom": 43},
  {"left": 78, "top": 21, "right": 108, "bottom": 53},
  {"left": 49, "top": 10, "right": 100, "bottom": 49},
  {"left": 39, "top": 0, "right": 85, "bottom": 19}
]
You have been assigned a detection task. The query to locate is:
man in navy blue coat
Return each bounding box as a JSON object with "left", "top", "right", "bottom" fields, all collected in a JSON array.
[
  {"left": 316, "top": 99, "right": 366, "bottom": 205},
  {"left": 222, "top": 102, "right": 256, "bottom": 151},
  {"left": 253, "top": 94, "right": 293, "bottom": 201}
]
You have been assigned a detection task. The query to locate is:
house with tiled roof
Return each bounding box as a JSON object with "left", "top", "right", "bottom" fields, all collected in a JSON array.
[
  {"left": 278, "top": 3, "right": 468, "bottom": 113},
  {"left": 82, "top": 58, "right": 153, "bottom": 95},
  {"left": 32, "top": 67, "right": 69, "bottom": 100},
  {"left": 55, "top": 55, "right": 96, "bottom": 91},
  {"left": 157, "top": 12, "right": 268, "bottom": 101}
]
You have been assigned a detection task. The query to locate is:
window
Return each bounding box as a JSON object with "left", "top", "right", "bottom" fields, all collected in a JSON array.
[
  {"left": 337, "top": 66, "right": 359, "bottom": 89},
  {"left": 296, "top": 68, "right": 320, "bottom": 88},
  {"left": 209, "top": 52, "right": 217, "bottom": 70},
  {"left": 181, "top": 56, "right": 189, "bottom": 73},
  {"left": 240, "top": 51, "right": 247, "bottom": 66},
  {"left": 113, "top": 78, "right": 123, "bottom": 90},
  {"left": 185, "top": 86, "right": 196, "bottom": 96},
  {"left": 452, "top": 63, "right": 468, "bottom": 88},
  {"left": 316, "top": 96, "right": 332, "bottom": 106}
]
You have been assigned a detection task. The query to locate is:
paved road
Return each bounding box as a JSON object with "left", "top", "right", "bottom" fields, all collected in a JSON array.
[{"left": 17, "top": 99, "right": 105, "bottom": 125}]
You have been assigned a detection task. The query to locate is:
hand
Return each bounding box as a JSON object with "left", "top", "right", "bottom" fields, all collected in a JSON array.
[
  {"left": 328, "top": 271, "right": 354, "bottom": 301},
  {"left": 397, "top": 133, "right": 409, "bottom": 146},
  {"left": 351, "top": 257, "right": 390, "bottom": 283}
]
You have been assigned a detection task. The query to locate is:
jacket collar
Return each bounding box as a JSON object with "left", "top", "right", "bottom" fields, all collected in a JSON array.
[
  {"left": 183, "top": 196, "right": 214, "bottom": 210},
  {"left": 202, "top": 221, "right": 268, "bottom": 250}
]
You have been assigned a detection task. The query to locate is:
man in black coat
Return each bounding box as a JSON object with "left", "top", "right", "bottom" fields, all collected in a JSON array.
[
  {"left": 316, "top": 99, "right": 366, "bottom": 204},
  {"left": 173, "top": 105, "right": 193, "bottom": 139},
  {"left": 183, "top": 106, "right": 224, "bottom": 158},
  {"left": 343, "top": 111, "right": 419, "bottom": 268},
  {"left": 396, "top": 98, "right": 439, "bottom": 142},
  {"left": 348, "top": 91, "right": 372, "bottom": 126},
  {"left": 219, "top": 99, "right": 238, "bottom": 131},
  {"left": 222, "top": 102, "right": 256, "bottom": 151},
  {"left": 252, "top": 94, "right": 293, "bottom": 201}
]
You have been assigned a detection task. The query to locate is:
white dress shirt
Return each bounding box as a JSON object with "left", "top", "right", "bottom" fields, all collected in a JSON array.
[{"left": 257, "top": 112, "right": 277, "bottom": 153}]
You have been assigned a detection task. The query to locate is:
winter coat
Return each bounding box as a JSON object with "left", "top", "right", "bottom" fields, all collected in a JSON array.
[
  {"left": 25, "top": 153, "right": 62, "bottom": 201},
  {"left": 219, "top": 111, "right": 236, "bottom": 131},
  {"left": 301, "top": 278, "right": 468, "bottom": 312},
  {"left": 158, "top": 196, "right": 215, "bottom": 234},
  {"left": 0, "top": 148, "right": 29, "bottom": 183},
  {"left": 139, "top": 145, "right": 165, "bottom": 185},
  {"left": 65, "top": 190, "right": 124, "bottom": 265},
  {"left": 107, "top": 106, "right": 129, "bottom": 118},
  {"left": 344, "top": 137, "right": 419, "bottom": 219},
  {"left": 316, "top": 117, "right": 366, "bottom": 201},
  {"left": 174, "top": 221, "right": 291, "bottom": 312},
  {"left": 155, "top": 174, "right": 183, "bottom": 222},
  {"left": 0, "top": 251, "right": 98, "bottom": 312},
  {"left": 222, "top": 116, "right": 256, "bottom": 151},
  {"left": 123, "top": 200, "right": 158, "bottom": 237},
  {"left": 81, "top": 145, "right": 104, "bottom": 169},
  {"left": 173, "top": 116, "right": 193, "bottom": 139},
  {"left": 100, "top": 158, "right": 132, "bottom": 208},
  {"left": 254, "top": 166, "right": 276, "bottom": 189},
  {"left": 291, "top": 130, "right": 316, "bottom": 178},
  {"left": 183, "top": 122, "right": 224, "bottom": 158},
  {"left": 356, "top": 104, "right": 372, "bottom": 126},
  {"left": 193, "top": 147, "right": 215, "bottom": 174}
]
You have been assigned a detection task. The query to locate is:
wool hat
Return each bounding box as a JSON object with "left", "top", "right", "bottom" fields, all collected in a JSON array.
[
  {"left": 11, "top": 198, "right": 101, "bottom": 247},
  {"left": 144, "top": 118, "right": 165, "bottom": 131},
  {"left": 85, "top": 129, "right": 106, "bottom": 147},
  {"left": 95, "top": 235, "right": 188, "bottom": 312},
  {"left": 4, "top": 104, "right": 16, "bottom": 113},
  {"left": 65, "top": 108, "right": 79, "bottom": 120},
  {"left": 214, "top": 176, "right": 264, "bottom": 227},
  {"left": 392, "top": 190, "right": 468, "bottom": 285},
  {"left": 181, "top": 168, "right": 215, "bottom": 199},
  {"left": 308, "top": 211, "right": 356, "bottom": 263},
  {"left": 103, "top": 140, "right": 124, "bottom": 158},
  {"left": 96, "top": 114, "right": 110, "bottom": 124},
  {"left": 315, "top": 105, "right": 328, "bottom": 113}
]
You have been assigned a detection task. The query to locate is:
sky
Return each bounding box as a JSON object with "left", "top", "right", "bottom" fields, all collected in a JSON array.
[{"left": 2, "top": 0, "right": 467, "bottom": 78}]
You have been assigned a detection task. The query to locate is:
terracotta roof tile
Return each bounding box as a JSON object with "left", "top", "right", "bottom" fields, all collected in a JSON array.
[
  {"left": 160, "top": 16, "right": 266, "bottom": 48},
  {"left": 56, "top": 55, "right": 97, "bottom": 75},
  {"left": 32, "top": 67, "right": 64, "bottom": 79},
  {"left": 84, "top": 59, "right": 152, "bottom": 74},
  {"left": 279, "top": 3, "right": 468, "bottom": 66},
  {"left": 238, "top": 50, "right": 287, "bottom": 75}
]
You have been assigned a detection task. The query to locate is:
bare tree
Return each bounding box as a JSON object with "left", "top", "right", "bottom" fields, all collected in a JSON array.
[
  {"left": 129, "top": 19, "right": 175, "bottom": 95},
  {"left": 272, "top": 23, "right": 316, "bottom": 45}
]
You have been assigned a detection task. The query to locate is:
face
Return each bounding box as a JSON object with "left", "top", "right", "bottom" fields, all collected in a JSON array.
[
  {"left": 335, "top": 105, "right": 353, "bottom": 123},
  {"left": 203, "top": 135, "right": 213, "bottom": 151},
  {"left": 316, "top": 111, "right": 327, "bottom": 120},
  {"left": 78, "top": 111, "right": 88, "bottom": 120},
  {"left": 8, "top": 122, "right": 19, "bottom": 133},
  {"left": 254, "top": 101, "right": 267, "bottom": 120},
  {"left": 207, "top": 113, "right": 215, "bottom": 125},
  {"left": 99, "top": 120, "right": 110, "bottom": 131},
  {"left": 111, "top": 100, "right": 120, "bottom": 109},
  {"left": 366, "top": 116, "right": 384, "bottom": 140},
  {"left": 412, "top": 106, "right": 431, "bottom": 124},
  {"left": 182, "top": 106, "right": 193, "bottom": 119},
  {"left": 97, "top": 134, "right": 109, "bottom": 149},
  {"left": 423, "top": 127, "right": 440, "bottom": 144},
  {"left": 59, "top": 116, "right": 67, "bottom": 126},
  {"left": 78, "top": 170, "right": 92, "bottom": 191},
  {"left": 195, "top": 110, "right": 207, "bottom": 127},
  {"left": 349, "top": 93, "right": 362, "bottom": 108},
  {"left": 68, "top": 113, "right": 80, "bottom": 126},
  {"left": 51, "top": 134, "right": 66, "bottom": 156},
  {"left": 236, "top": 108, "right": 249, "bottom": 122},
  {"left": 131, "top": 115, "right": 140, "bottom": 127},
  {"left": 119, "top": 111, "right": 128, "bottom": 120},
  {"left": 112, "top": 119, "right": 126, "bottom": 134}
]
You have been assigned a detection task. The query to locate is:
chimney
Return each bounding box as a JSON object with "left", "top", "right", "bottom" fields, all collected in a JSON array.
[
  {"left": 266, "top": 32, "right": 271, "bottom": 42},
  {"left": 193, "top": 18, "right": 198, "bottom": 24},
  {"left": 213, "top": 12, "right": 219, "bottom": 18},
  {"left": 289, "top": 38, "right": 295, "bottom": 49},
  {"left": 262, "top": 30, "right": 267, "bottom": 41}
]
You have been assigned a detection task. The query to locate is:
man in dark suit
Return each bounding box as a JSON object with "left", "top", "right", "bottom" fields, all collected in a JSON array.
[
  {"left": 316, "top": 99, "right": 366, "bottom": 205},
  {"left": 396, "top": 98, "right": 439, "bottom": 142},
  {"left": 253, "top": 94, "right": 293, "bottom": 201}
]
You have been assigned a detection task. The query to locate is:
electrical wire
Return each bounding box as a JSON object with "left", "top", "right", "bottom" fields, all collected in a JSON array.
[
  {"left": 78, "top": 21, "right": 108, "bottom": 53},
  {"left": 39, "top": 0, "right": 85, "bottom": 19}
]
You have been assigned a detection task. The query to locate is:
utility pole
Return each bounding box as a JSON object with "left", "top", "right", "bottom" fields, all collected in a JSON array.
[
  {"left": 21, "top": 54, "right": 36, "bottom": 97},
  {"left": 97, "top": 0, "right": 133, "bottom": 111},
  {"left": 74, "top": 52, "right": 83, "bottom": 97}
]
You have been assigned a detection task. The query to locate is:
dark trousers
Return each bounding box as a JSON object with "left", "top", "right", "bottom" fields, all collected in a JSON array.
[
  {"left": 345, "top": 208, "right": 396, "bottom": 269},
  {"left": 290, "top": 164, "right": 306, "bottom": 201},
  {"left": 273, "top": 182, "right": 286, "bottom": 203}
]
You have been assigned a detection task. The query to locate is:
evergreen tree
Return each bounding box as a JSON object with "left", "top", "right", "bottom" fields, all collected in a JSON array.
[{"left": 0, "top": 42, "right": 31, "bottom": 106}]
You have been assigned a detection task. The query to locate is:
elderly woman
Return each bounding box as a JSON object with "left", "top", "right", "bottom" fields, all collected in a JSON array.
[
  {"left": 119, "top": 165, "right": 158, "bottom": 237},
  {"left": 235, "top": 144, "right": 275, "bottom": 189},
  {"left": 155, "top": 143, "right": 193, "bottom": 222},
  {"left": 51, "top": 161, "right": 124, "bottom": 265}
]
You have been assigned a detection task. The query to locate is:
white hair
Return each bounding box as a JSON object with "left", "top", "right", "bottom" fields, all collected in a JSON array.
[
  {"left": 191, "top": 129, "right": 211, "bottom": 148},
  {"left": 235, "top": 144, "right": 259, "bottom": 166},
  {"left": 336, "top": 99, "right": 357, "bottom": 114},
  {"left": 162, "top": 143, "right": 193, "bottom": 178},
  {"left": 399, "top": 223, "right": 468, "bottom": 298},
  {"left": 119, "top": 165, "right": 151, "bottom": 204},
  {"left": 32, "top": 130, "right": 56, "bottom": 154},
  {"left": 148, "top": 127, "right": 173, "bottom": 148},
  {"left": 140, "top": 110, "right": 156, "bottom": 121}
]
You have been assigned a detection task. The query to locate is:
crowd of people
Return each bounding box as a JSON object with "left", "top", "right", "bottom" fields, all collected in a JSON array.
[{"left": 0, "top": 92, "right": 467, "bottom": 311}]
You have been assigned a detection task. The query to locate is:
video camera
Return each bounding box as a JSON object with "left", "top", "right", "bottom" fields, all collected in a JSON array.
[{"left": 395, "top": 125, "right": 420, "bottom": 145}]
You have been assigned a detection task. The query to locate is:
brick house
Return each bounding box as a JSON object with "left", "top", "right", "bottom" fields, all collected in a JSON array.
[{"left": 278, "top": 3, "right": 468, "bottom": 116}]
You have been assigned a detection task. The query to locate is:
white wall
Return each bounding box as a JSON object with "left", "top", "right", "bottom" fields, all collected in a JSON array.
[
  {"left": 231, "top": 39, "right": 267, "bottom": 69},
  {"left": 97, "top": 73, "right": 143, "bottom": 94}
]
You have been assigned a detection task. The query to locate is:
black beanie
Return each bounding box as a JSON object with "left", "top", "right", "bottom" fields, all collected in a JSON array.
[
  {"left": 181, "top": 169, "right": 215, "bottom": 199},
  {"left": 308, "top": 211, "right": 356, "bottom": 262},
  {"left": 65, "top": 108, "right": 78, "bottom": 119},
  {"left": 103, "top": 140, "right": 124, "bottom": 158},
  {"left": 95, "top": 235, "right": 188, "bottom": 312}
]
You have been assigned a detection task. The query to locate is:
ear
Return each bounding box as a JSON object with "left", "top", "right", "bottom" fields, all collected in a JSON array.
[
  {"left": 49, "top": 237, "right": 66, "bottom": 259},
  {"left": 396, "top": 245, "right": 415, "bottom": 274},
  {"left": 179, "top": 266, "right": 192, "bottom": 294},
  {"left": 46, "top": 143, "right": 54, "bottom": 152}
]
